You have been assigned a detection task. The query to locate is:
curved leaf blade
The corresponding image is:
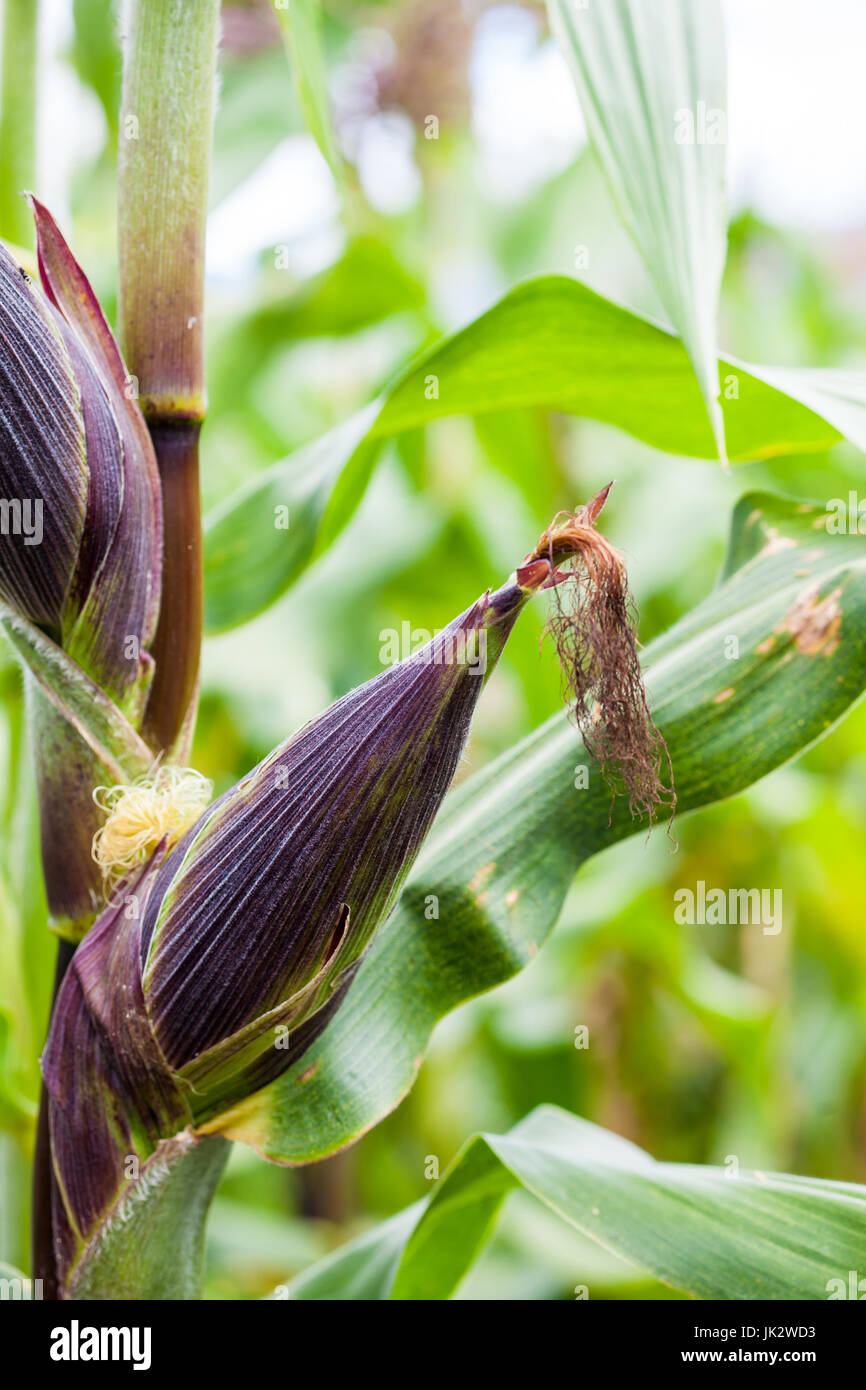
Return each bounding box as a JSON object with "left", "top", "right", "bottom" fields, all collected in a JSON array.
[
  {"left": 203, "top": 402, "right": 379, "bottom": 632},
  {"left": 281, "top": 1203, "right": 425, "bottom": 1302},
  {"left": 288, "top": 1106, "right": 866, "bottom": 1300},
  {"left": 204, "top": 276, "right": 861, "bottom": 632},
  {"left": 396, "top": 1107, "right": 866, "bottom": 1300}
]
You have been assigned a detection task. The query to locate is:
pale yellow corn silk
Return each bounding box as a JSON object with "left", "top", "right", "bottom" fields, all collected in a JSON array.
[{"left": 92, "top": 766, "right": 213, "bottom": 883}]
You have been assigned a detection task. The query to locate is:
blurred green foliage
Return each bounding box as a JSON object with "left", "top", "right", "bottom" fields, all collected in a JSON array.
[{"left": 1, "top": 0, "right": 865, "bottom": 1299}]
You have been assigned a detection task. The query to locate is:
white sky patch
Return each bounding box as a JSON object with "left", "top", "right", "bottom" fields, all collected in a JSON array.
[
  {"left": 354, "top": 110, "right": 423, "bottom": 216},
  {"left": 471, "top": 5, "right": 587, "bottom": 203},
  {"left": 205, "top": 135, "right": 342, "bottom": 283},
  {"left": 723, "top": 0, "right": 866, "bottom": 230},
  {"left": 36, "top": 0, "right": 104, "bottom": 228}
]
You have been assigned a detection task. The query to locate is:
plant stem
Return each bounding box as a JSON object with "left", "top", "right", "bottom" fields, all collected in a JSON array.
[
  {"left": 139, "top": 422, "right": 204, "bottom": 753},
  {"left": 117, "top": 0, "right": 221, "bottom": 753},
  {"left": 0, "top": 0, "right": 38, "bottom": 247}
]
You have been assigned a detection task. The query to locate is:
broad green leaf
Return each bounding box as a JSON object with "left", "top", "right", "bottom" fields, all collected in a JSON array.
[
  {"left": 214, "top": 492, "right": 866, "bottom": 1161},
  {"left": 549, "top": 0, "right": 728, "bottom": 456},
  {"left": 203, "top": 276, "right": 864, "bottom": 632},
  {"left": 204, "top": 403, "right": 379, "bottom": 633},
  {"left": 286, "top": 1107, "right": 866, "bottom": 1300},
  {"left": 0, "top": 607, "right": 152, "bottom": 782},
  {"left": 279, "top": 1203, "right": 425, "bottom": 1301},
  {"left": 275, "top": 0, "right": 341, "bottom": 178},
  {"left": 68, "top": 1135, "right": 229, "bottom": 1300},
  {"left": 744, "top": 363, "right": 866, "bottom": 454}
]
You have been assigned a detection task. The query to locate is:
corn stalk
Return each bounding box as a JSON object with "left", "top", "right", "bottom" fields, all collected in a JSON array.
[{"left": 118, "top": 0, "right": 221, "bottom": 754}]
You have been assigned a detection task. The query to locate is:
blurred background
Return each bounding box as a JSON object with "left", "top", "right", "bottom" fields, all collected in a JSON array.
[{"left": 1, "top": 0, "right": 865, "bottom": 1299}]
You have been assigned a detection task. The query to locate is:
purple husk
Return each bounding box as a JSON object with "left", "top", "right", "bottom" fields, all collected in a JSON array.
[{"left": 41, "top": 582, "right": 528, "bottom": 1284}]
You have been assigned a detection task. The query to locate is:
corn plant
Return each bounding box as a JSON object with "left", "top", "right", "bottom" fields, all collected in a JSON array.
[{"left": 2, "top": 0, "right": 866, "bottom": 1303}]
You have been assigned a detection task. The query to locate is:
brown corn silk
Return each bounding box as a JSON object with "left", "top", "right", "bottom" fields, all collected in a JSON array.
[{"left": 522, "top": 484, "right": 675, "bottom": 828}]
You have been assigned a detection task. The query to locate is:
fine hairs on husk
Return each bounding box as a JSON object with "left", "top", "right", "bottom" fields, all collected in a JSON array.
[{"left": 530, "top": 487, "right": 676, "bottom": 832}]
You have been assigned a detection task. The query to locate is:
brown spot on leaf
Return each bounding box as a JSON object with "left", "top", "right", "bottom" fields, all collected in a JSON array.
[
  {"left": 468, "top": 862, "right": 496, "bottom": 892},
  {"left": 296, "top": 1061, "right": 321, "bottom": 1085},
  {"left": 713, "top": 687, "right": 735, "bottom": 704},
  {"left": 760, "top": 528, "right": 797, "bottom": 556},
  {"left": 779, "top": 584, "right": 842, "bottom": 656},
  {"left": 756, "top": 636, "right": 775, "bottom": 654}
]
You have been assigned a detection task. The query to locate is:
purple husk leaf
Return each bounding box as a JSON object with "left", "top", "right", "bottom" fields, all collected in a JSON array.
[
  {"left": 40, "top": 576, "right": 531, "bottom": 1279},
  {"left": 140, "top": 589, "right": 525, "bottom": 1070},
  {"left": 42, "top": 856, "right": 191, "bottom": 1287},
  {"left": 31, "top": 200, "right": 162, "bottom": 707},
  {"left": 0, "top": 244, "right": 86, "bottom": 632}
]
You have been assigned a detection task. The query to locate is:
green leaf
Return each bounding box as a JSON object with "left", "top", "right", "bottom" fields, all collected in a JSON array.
[
  {"left": 67, "top": 1135, "right": 229, "bottom": 1300},
  {"left": 203, "top": 276, "right": 863, "bottom": 632},
  {"left": 275, "top": 0, "right": 341, "bottom": 178},
  {"left": 281, "top": 1203, "right": 425, "bottom": 1301},
  {"left": 216, "top": 492, "right": 866, "bottom": 1162},
  {"left": 743, "top": 363, "right": 866, "bottom": 453},
  {"left": 549, "top": 0, "right": 728, "bottom": 456},
  {"left": 203, "top": 402, "right": 380, "bottom": 633},
  {"left": 0, "top": 0, "right": 38, "bottom": 248},
  {"left": 0, "top": 606, "right": 152, "bottom": 783},
  {"left": 286, "top": 1107, "right": 866, "bottom": 1300}
]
